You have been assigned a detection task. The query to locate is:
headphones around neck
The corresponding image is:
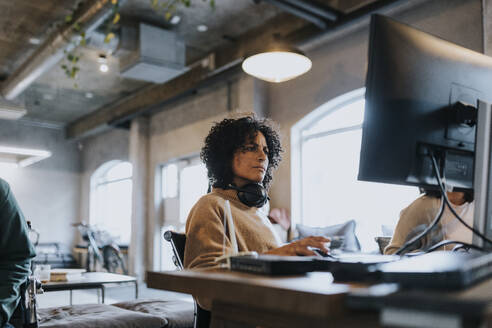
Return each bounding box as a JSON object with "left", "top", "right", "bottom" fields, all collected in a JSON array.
[{"left": 226, "top": 183, "right": 269, "bottom": 208}]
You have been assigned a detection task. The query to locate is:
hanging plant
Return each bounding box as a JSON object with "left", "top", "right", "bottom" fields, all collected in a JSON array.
[
  {"left": 60, "top": 15, "right": 87, "bottom": 87},
  {"left": 60, "top": 0, "right": 215, "bottom": 85},
  {"left": 61, "top": 0, "right": 120, "bottom": 84},
  {"left": 102, "top": 0, "right": 121, "bottom": 44}
]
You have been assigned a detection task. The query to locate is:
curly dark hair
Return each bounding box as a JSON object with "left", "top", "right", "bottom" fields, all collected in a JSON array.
[{"left": 201, "top": 116, "right": 283, "bottom": 189}]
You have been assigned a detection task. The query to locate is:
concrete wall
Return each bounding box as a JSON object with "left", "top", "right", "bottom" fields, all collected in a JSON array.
[
  {"left": 268, "top": 0, "right": 484, "bottom": 212},
  {"left": 0, "top": 119, "right": 80, "bottom": 250}
]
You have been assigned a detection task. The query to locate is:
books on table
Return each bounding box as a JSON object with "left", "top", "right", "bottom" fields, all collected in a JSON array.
[{"left": 50, "top": 268, "right": 86, "bottom": 282}]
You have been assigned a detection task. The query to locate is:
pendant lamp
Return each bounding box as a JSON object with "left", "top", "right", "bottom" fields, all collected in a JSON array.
[{"left": 241, "top": 42, "right": 312, "bottom": 83}]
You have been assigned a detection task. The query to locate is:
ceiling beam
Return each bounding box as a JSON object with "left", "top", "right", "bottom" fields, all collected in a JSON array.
[
  {"left": 0, "top": 0, "right": 115, "bottom": 100},
  {"left": 66, "top": 14, "right": 308, "bottom": 139},
  {"left": 66, "top": 64, "right": 210, "bottom": 138},
  {"left": 290, "top": 0, "right": 427, "bottom": 51}
]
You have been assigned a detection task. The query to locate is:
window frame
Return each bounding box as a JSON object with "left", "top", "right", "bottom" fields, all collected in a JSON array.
[
  {"left": 291, "top": 88, "right": 366, "bottom": 227},
  {"left": 89, "top": 160, "right": 133, "bottom": 245}
]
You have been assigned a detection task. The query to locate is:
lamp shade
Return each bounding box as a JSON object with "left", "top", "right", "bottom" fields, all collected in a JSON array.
[{"left": 242, "top": 51, "right": 312, "bottom": 83}]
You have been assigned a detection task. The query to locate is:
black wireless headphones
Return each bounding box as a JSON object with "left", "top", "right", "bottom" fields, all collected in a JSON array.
[{"left": 226, "top": 183, "right": 269, "bottom": 208}]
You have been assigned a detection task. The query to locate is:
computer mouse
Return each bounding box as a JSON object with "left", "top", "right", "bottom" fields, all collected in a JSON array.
[{"left": 312, "top": 248, "right": 335, "bottom": 259}]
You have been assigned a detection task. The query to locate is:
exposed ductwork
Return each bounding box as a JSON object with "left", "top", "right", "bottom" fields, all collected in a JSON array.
[
  {"left": 118, "top": 23, "right": 187, "bottom": 84},
  {"left": 0, "top": 0, "right": 118, "bottom": 100}
]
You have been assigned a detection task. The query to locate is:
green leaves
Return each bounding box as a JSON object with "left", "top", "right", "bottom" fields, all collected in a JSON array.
[{"left": 59, "top": 0, "right": 217, "bottom": 85}]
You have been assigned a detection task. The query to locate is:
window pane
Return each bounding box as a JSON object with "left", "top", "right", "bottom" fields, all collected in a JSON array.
[
  {"left": 179, "top": 163, "right": 208, "bottom": 223},
  {"left": 93, "top": 178, "right": 132, "bottom": 245},
  {"left": 300, "top": 100, "right": 418, "bottom": 251},
  {"left": 302, "top": 98, "right": 365, "bottom": 138},
  {"left": 105, "top": 162, "right": 132, "bottom": 182},
  {"left": 162, "top": 163, "right": 178, "bottom": 198}
]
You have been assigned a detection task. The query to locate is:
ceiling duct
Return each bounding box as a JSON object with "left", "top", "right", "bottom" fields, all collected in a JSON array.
[
  {"left": 0, "top": 98, "right": 26, "bottom": 120},
  {"left": 119, "top": 23, "right": 188, "bottom": 84}
]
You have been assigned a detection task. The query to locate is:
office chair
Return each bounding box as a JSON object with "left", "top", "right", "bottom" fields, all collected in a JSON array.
[{"left": 163, "top": 231, "right": 211, "bottom": 328}]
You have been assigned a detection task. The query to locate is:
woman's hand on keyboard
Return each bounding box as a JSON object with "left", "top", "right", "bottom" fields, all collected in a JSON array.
[{"left": 264, "top": 236, "right": 331, "bottom": 256}]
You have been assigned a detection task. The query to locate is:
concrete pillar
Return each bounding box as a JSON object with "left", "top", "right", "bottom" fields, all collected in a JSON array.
[
  {"left": 128, "top": 117, "right": 149, "bottom": 280},
  {"left": 254, "top": 79, "right": 269, "bottom": 118},
  {"left": 236, "top": 75, "right": 269, "bottom": 117}
]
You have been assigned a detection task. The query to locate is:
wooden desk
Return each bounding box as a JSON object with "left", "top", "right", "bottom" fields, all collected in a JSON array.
[
  {"left": 43, "top": 272, "right": 138, "bottom": 305},
  {"left": 146, "top": 269, "right": 378, "bottom": 328}
]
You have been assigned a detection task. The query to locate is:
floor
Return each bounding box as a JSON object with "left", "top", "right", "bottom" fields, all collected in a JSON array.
[{"left": 37, "top": 281, "right": 193, "bottom": 308}]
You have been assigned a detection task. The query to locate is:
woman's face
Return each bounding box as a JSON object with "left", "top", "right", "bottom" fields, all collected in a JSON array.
[{"left": 231, "top": 131, "right": 269, "bottom": 187}]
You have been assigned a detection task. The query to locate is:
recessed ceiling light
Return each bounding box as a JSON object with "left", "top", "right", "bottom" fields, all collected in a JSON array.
[
  {"left": 197, "top": 24, "right": 208, "bottom": 32},
  {"left": 170, "top": 15, "right": 181, "bottom": 25},
  {"left": 99, "top": 64, "right": 109, "bottom": 73},
  {"left": 85, "top": 92, "right": 94, "bottom": 99},
  {"left": 97, "top": 54, "right": 107, "bottom": 64},
  {"left": 29, "top": 37, "right": 41, "bottom": 45},
  {"left": 43, "top": 94, "right": 54, "bottom": 100}
]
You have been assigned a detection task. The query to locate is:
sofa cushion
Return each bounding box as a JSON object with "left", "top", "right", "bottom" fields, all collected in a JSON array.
[
  {"left": 112, "top": 299, "right": 194, "bottom": 328},
  {"left": 38, "top": 303, "right": 166, "bottom": 328},
  {"left": 296, "top": 220, "right": 361, "bottom": 252}
]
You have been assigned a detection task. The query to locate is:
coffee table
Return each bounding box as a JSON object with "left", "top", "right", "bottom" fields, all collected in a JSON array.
[{"left": 42, "top": 272, "right": 138, "bottom": 305}]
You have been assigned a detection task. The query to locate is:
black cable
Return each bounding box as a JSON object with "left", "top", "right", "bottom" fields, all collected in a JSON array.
[
  {"left": 395, "top": 194, "right": 445, "bottom": 255},
  {"left": 425, "top": 239, "right": 487, "bottom": 253},
  {"left": 430, "top": 153, "right": 492, "bottom": 246}
]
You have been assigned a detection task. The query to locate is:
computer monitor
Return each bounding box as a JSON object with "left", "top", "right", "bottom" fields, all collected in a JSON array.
[
  {"left": 359, "top": 14, "right": 492, "bottom": 191},
  {"left": 358, "top": 14, "right": 492, "bottom": 249}
]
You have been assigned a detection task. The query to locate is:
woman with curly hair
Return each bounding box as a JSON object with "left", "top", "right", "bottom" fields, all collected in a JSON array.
[{"left": 183, "top": 116, "right": 331, "bottom": 271}]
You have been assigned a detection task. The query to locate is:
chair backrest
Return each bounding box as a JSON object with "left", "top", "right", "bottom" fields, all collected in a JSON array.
[
  {"left": 163, "top": 230, "right": 210, "bottom": 328},
  {"left": 163, "top": 230, "right": 186, "bottom": 270}
]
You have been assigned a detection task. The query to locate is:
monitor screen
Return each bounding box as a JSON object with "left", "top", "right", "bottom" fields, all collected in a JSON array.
[{"left": 358, "top": 14, "right": 492, "bottom": 191}]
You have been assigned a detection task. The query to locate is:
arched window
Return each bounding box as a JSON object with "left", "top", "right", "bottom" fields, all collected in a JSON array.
[
  {"left": 159, "top": 155, "right": 208, "bottom": 270},
  {"left": 292, "top": 89, "right": 418, "bottom": 251},
  {"left": 90, "top": 160, "right": 133, "bottom": 245}
]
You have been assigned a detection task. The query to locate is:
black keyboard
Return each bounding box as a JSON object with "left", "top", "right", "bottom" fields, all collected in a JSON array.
[
  {"left": 229, "top": 253, "right": 399, "bottom": 278},
  {"left": 314, "top": 253, "right": 400, "bottom": 281},
  {"left": 230, "top": 251, "right": 492, "bottom": 289},
  {"left": 229, "top": 255, "right": 319, "bottom": 275}
]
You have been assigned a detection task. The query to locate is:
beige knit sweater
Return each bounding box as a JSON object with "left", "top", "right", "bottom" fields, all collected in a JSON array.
[
  {"left": 384, "top": 195, "right": 474, "bottom": 255},
  {"left": 184, "top": 187, "right": 281, "bottom": 270}
]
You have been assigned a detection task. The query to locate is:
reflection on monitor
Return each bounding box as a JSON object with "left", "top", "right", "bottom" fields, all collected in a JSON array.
[{"left": 358, "top": 14, "right": 492, "bottom": 191}]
